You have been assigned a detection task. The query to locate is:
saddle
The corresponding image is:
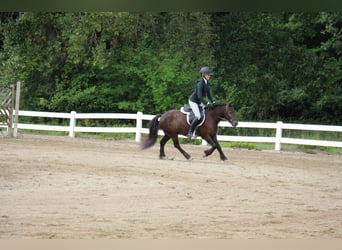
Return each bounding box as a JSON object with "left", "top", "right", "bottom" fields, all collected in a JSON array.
[{"left": 180, "top": 104, "right": 205, "bottom": 126}]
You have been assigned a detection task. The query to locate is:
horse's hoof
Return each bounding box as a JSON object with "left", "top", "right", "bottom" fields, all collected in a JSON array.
[{"left": 204, "top": 150, "right": 211, "bottom": 157}]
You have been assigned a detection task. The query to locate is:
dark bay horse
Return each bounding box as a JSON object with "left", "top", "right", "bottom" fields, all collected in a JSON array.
[{"left": 141, "top": 104, "right": 238, "bottom": 161}]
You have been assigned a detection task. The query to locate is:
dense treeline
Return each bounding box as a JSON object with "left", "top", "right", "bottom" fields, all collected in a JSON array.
[{"left": 0, "top": 12, "right": 341, "bottom": 124}]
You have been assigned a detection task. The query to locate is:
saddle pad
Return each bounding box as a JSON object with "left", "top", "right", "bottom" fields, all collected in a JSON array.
[{"left": 180, "top": 105, "right": 205, "bottom": 126}]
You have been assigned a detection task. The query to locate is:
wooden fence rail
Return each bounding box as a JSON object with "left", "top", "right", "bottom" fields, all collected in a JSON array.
[{"left": 3, "top": 110, "right": 342, "bottom": 150}]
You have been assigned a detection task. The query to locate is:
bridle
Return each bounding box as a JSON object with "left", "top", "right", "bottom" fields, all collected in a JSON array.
[{"left": 218, "top": 104, "right": 232, "bottom": 123}]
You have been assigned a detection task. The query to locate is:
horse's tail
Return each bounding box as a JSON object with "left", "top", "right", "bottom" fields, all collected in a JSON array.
[{"left": 141, "top": 114, "right": 162, "bottom": 149}]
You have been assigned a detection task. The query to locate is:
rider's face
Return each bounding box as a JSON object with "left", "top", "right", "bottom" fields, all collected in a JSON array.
[{"left": 204, "top": 74, "right": 211, "bottom": 81}]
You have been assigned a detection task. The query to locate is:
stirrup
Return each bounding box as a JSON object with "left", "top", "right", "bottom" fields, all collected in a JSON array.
[
  {"left": 187, "top": 131, "right": 197, "bottom": 139},
  {"left": 187, "top": 130, "right": 195, "bottom": 138}
]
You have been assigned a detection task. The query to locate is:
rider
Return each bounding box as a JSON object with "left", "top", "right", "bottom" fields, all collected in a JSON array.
[{"left": 187, "top": 66, "right": 215, "bottom": 138}]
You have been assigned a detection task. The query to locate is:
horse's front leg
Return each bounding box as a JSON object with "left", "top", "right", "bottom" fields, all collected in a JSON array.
[
  {"left": 203, "top": 136, "right": 227, "bottom": 161},
  {"left": 202, "top": 136, "right": 216, "bottom": 157},
  {"left": 213, "top": 136, "right": 228, "bottom": 161}
]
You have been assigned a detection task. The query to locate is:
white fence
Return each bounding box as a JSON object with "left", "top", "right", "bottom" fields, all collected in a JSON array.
[{"left": 6, "top": 110, "right": 342, "bottom": 150}]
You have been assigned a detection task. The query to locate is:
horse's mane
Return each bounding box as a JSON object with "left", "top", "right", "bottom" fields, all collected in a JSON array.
[{"left": 205, "top": 103, "right": 227, "bottom": 111}]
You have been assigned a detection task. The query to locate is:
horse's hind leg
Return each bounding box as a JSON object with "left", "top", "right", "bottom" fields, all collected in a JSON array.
[
  {"left": 172, "top": 136, "right": 191, "bottom": 160},
  {"left": 159, "top": 135, "right": 170, "bottom": 159}
]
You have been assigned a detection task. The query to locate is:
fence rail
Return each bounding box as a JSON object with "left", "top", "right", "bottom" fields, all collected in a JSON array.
[{"left": 4, "top": 110, "right": 342, "bottom": 150}]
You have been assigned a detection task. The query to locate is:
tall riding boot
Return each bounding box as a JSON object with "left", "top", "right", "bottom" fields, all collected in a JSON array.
[{"left": 187, "top": 117, "right": 199, "bottom": 138}]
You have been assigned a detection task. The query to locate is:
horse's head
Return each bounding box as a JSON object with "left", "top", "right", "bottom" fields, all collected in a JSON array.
[
  {"left": 207, "top": 103, "right": 238, "bottom": 127},
  {"left": 224, "top": 104, "right": 238, "bottom": 127}
]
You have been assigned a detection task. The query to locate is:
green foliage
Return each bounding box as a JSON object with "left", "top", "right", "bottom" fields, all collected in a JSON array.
[
  {"left": 226, "top": 142, "right": 258, "bottom": 150},
  {"left": 0, "top": 12, "right": 341, "bottom": 125}
]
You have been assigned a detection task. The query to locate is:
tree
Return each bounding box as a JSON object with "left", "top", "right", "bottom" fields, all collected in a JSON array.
[{"left": 0, "top": 12, "right": 341, "bottom": 125}]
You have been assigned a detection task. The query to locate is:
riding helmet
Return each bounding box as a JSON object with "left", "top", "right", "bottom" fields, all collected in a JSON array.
[{"left": 200, "top": 66, "right": 213, "bottom": 75}]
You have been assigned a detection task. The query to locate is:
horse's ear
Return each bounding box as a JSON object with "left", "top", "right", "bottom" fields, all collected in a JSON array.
[{"left": 228, "top": 103, "right": 234, "bottom": 107}]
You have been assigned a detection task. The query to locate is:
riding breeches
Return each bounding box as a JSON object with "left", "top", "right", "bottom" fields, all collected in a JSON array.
[{"left": 188, "top": 100, "right": 201, "bottom": 119}]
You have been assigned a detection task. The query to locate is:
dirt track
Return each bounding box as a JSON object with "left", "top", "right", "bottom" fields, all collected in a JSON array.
[{"left": 1, "top": 133, "right": 342, "bottom": 239}]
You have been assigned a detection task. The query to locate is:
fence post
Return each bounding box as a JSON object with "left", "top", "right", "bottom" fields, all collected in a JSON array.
[
  {"left": 13, "top": 81, "right": 21, "bottom": 138},
  {"left": 136, "top": 111, "right": 143, "bottom": 142},
  {"left": 275, "top": 121, "right": 283, "bottom": 151},
  {"left": 69, "top": 111, "right": 76, "bottom": 138}
]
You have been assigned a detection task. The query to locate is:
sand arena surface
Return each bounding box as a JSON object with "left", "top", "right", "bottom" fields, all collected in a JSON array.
[{"left": 0, "top": 133, "right": 342, "bottom": 239}]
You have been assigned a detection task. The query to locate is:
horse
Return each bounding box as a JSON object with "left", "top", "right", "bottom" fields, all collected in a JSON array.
[{"left": 141, "top": 103, "right": 238, "bottom": 161}]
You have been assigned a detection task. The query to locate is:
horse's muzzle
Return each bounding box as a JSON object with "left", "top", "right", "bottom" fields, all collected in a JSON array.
[{"left": 232, "top": 120, "right": 238, "bottom": 127}]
